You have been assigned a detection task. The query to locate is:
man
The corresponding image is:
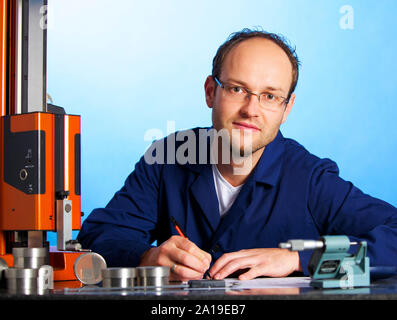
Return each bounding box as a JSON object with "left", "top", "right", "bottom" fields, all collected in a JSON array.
[{"left": 78, "top": 29, "right": 397, "bottom": 282}]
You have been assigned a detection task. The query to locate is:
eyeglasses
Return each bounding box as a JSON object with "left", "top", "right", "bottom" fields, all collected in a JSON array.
[{"left": 214, "top": 77, "right": 289, "bottom": 111}]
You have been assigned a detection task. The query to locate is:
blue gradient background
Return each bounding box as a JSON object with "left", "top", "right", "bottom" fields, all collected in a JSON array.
[{"left": 46, "top": 0, "right": 397, "bottom": 245}]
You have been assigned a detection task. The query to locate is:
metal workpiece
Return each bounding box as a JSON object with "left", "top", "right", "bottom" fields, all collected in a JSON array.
[
  {"left": 279, "top": 239, "right": 324, "bottom": 251},
  {"left": 136, "top": 266, "right": 170, "bottom": 287},
  {"left": 4, "top": 265, "right": 53, "bottom": 295},
  {"left": 2, "top": 248, "right": 54, "bottom": 294},
  {"left": 73, "top": 252, "right": 107, "bottom": 285},
  {"left": 102, "top": 267, "right": 136, "bottom": 288},
  {"left": 12, "top": 247, "right": 49, "bottom": 268},
  {"left": 38, "top": 265, "right": 54, "bottom": 290},
  {"left": 5, "top": 268, "right": 38, "bottom": 293}
]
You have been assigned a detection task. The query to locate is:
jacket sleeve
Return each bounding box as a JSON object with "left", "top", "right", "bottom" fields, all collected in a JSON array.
[
  {"left": 77, "top": 155, "right": 162, "bottom": 267},
  {"left": 302, "top": 158, "right": 397, "bottom": 274}
]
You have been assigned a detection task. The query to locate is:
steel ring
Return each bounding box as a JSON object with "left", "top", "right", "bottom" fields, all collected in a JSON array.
[{"left": 171, "top": 264, "right": 177, "bottom": 273}]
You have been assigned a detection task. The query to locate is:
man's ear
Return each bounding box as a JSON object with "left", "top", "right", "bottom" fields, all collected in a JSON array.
[
  {"left": 204, "top": 75, "right": 216, "bottom": 109},
  {"left": 281, "top": 93, "right": 295, "bottom": 124}
]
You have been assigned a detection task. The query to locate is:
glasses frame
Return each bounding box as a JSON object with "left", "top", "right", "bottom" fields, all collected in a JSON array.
[{"left": 213, "top": 76, "right": 289, "bottom": 109}]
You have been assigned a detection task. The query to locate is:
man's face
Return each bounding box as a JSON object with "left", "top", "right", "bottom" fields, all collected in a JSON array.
[{"left": 205, "top": 38, "right": 295, "bottom": 158}]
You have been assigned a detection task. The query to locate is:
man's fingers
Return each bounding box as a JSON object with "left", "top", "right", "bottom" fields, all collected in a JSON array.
[
  {"left": 209, "top": 250, "right": 251, "bottom": 278},
  {"left": 209, "top": 248, "right": 301, "bottom": 280},
  {"left": 173, "top": 236, "right": 211, "bottom": 266},
  {"left": 157, "top": 236, "right": 211, "bottom": 280},
  {"left": 140, "top": 236, "right": 213, "bottom": 281},
  {"left": 212, "top": 255, "right": 258, "bottom": 279},
  {"left": 171, "top": 246, "right": 209, "bottom": 273},
  {"left": 237, "top": 266, "right": 262, "bottom": 280},
  {"left": 169, "top": 263, "right": 204, "bottom": 282}
]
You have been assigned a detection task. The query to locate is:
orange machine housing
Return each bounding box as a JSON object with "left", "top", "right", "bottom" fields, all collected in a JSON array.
[
  {"left": 0, "top": 112, "right": 81, "bottom": 232},
  {"left": 0, "top": 112, "right": 83, "bottom": 280}
]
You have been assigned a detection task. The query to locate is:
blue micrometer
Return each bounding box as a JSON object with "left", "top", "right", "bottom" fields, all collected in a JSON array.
[{"left": 279, "top": 235, "right": 370, "bottom": 289}]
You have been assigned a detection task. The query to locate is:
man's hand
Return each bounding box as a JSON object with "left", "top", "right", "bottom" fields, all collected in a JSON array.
[
  {"left": 208, "top": 248, "right": 302, "bottom": 280},
  {"left": 139, "top": 235, "right": 212, "bottom": 281}
]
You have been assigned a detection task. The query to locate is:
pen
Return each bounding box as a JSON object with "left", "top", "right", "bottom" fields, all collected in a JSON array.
[
  {"left": 170, "top": 216, "right": 212, "bottom": 279},
  {"left": 171, "top": 216, "right": 187, "bottom": 238}
]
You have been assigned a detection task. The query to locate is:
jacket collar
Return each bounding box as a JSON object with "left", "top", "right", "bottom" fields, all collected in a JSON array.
[{"left": 251, "top": 130, "right": 285, "bottom": 187}]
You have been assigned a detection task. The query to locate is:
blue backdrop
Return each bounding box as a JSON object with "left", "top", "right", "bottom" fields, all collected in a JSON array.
[{"left": 46, "top": 0, "right": 397, "bottom": 245}]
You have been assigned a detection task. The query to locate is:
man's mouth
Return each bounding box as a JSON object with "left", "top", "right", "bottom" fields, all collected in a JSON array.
[{"left": 232, "top": 121, "right": 261, "bottom": 131}]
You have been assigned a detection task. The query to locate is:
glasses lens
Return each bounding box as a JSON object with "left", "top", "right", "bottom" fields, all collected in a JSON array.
[
  {"left": 223, "top": 85, "right": 246, "bottom": 100},
  {"left": 221, "top": 83, "right": 286, "bottom": 111},
  {"left": 259, "top": 94, "right": 285, "bottom": 110}
]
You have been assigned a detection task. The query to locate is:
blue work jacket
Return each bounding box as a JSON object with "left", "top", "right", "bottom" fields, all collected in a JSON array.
[{"left": 78, "top": 128, "right": 397, "bottom": 275}]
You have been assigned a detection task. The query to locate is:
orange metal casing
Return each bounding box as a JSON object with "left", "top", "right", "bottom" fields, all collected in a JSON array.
[
  {"left": 0, "top": 113, "right": 54, "bottom": 231},
  {"left": 64, "top": 114, "right": 81, "bottom": 231},
  {"left": 0, "top": 112, "right": 81, "bottom": 232}
]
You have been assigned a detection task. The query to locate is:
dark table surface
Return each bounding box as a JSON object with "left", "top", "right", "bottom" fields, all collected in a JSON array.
[
  {"left": 2, "top": 274, "right": 397, "bottom": 320},
  {"left": 2, "top": 272, "right": 397, "bottom": 301}
]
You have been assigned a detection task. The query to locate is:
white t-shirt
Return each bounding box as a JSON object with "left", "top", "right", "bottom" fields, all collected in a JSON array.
[{"left": 212, "top": 164, "right": 243, "bottom": 217}]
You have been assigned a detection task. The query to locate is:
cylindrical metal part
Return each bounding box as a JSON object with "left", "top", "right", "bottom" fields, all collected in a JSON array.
[
  {"left": 279, "top": 237, "right": 358, "bottom": 252},
  {"left": 102, "top": 268, "right": 136, "bottom": 288},
  {"left": 278, "top": 240, "right": 324, "bottom": 251},
  {"left": 5, "top": 268, "right": 38, "bottom": 294},
  {"left": 73, "top": 252, "right": 107, "bottom": 285},
  {"left": 136, "top": 266, "right": 169, "bottom": 287},
  {"left": 321, "top": 235, "right": 351, "bottom": 252},
  {"left": 38, "top": 265, "right": 54, "bottom": 290},
  {"left": 12, "top": 247, "right": 49, "bottom": 268}
]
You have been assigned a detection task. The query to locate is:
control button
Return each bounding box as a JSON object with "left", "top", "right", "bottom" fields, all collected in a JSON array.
[{"left": 19, "top": 169, "right": 28, "bottom": 181}]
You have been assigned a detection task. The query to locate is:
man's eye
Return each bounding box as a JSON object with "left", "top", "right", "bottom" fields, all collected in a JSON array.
[
  {"left": 264, "top": 93, "right": 275, "bottom": 101},
  {"left": 230, "top": 86, "right": 244, "bottom": 94}
]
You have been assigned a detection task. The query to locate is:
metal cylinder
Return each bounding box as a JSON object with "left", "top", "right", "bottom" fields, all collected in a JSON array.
[
  {"left": 12, "top": 247, "right": 49, "bottom": 269},
  {"left": 5, "top": 268, "right": 38, "bottom": 294},
  {"left": 102, "top": 268, "right": 136, "bottom": 288},
  {"left": 279, "top": 240, "right": 324, "bottom": 251},
  {"left": 73, "top": 252, "right": 107, "bottom": 285},
  {"left": 321, "top": 235, "right": 351, "bottom": 252},
  {"left": 136, "top": 266, "right": 170, "bottom": 287}
]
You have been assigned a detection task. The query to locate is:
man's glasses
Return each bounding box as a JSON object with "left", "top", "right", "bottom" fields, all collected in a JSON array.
[{"left": 214, "top": 77, "right": 289, "bottom": 111}]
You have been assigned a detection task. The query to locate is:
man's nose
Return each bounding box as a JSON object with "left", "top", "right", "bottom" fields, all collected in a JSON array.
[{"left": 239, "top": 93, "right": 261, "bottom": 117}]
